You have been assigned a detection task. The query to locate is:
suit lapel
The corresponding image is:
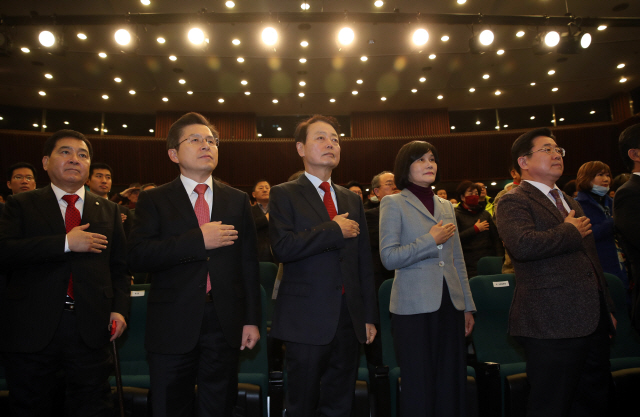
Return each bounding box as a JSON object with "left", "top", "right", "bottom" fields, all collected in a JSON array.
[
  {"left": 35, "top": 186, "right": 66, "bottom": 233},
  {"left": 334, "top": 184, "right": 350, "bottom": 216},
  {"left": 521, "top": 181, "right": 565, "bottom": 222},
  {"left": 81, "top": 191, "right": 99, "bottom": 224},
  {"left": 167, "top": 177, "right": 200, "bottom": 228},
  {"left": 297, "top": 175, "right": 331, "bottom": 222},
  {"left": 210, "top": 179, "right": 227, "bottom": 222},
  {"left": 402, "top": 188, "right": 437, "bottom": 223}
]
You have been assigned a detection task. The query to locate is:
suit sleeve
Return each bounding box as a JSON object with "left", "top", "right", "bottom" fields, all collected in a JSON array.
[
  {"left": 241, "top": 194, "right": 261, "bottom": 326},
  {"left": 268, "top": 186, "right": 345, "bottom": 263},
  {"left": 127, "top": 191, "right": 207, "bottom": 273},
  {"left": 496, "top": 193, "right": 584, "bottom": 262},
  {"left": 614, "top": 184, "right": 640, "bottom": 263},
  {"left": 379, "top": 196, "right": 439, "bottom": 271},
  {"left": 0, "top": 196, "right": 67, "bottom": 266},
  {"left": 356, "top": 200, "right": 378, "bottom": 324},
  {"left": 109, "top": 203, "right": 131, "bottom": 318}
]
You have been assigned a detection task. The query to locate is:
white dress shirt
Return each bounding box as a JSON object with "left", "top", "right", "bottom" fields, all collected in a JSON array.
[
  {"left": 180, "top": 174, "right": 214, "bottom": 217},
  {"left": 523, "top": 179, "right": 571, "bottom": 213},
  {"left": 51, "top": 183, "right": 86, "bottom": 253},
  {"left": 304, "top": 171, "right": 338, "bottom": 212}
]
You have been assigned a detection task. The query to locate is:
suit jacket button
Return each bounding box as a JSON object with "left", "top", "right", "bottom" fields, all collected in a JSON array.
[
  {"left": 439, "top": 261, "right": 445, "bottom": 267},
  {"left": 437, "top": 244, "right": 443, "bottom": 250}
]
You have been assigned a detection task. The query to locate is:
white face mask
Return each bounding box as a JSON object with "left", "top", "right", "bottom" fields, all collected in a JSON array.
[{"left": 591, "top": 184, "right": 609, "bottom": 196}]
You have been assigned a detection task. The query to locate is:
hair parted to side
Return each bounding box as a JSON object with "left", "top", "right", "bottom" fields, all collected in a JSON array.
[
  {"left": 89, "top": 162, "right": 113, "bottom": 178},
  {"left": 618, "top": 123, "right": 640, "bottom": 172},
  {"left": 7, "top": 162, "right": 37, "bottom": 182},
  {"left": 166, "top": 112, "right": 219, "bottom": 151},
  {"left": 576, "top": 161, "right": 611, "bottom": 192},
  {"left": 294, "top": 115, "right": 341, "bottom": 144},
  {"left": 393, "top": 141, "right": 440, "bottom": 190},
  {"left": 42, "top": 129, "right": 93, "bottom": 159},
  {"left": 511, "top": 127, "right": 555, "bottom": 175}
]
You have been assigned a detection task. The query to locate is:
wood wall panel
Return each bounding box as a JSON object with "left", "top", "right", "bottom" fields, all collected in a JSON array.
[
  {"left": 155, "top": 111, "right": 256, "bottom": 139},
  {"left": 610, "top": 92, "right": 632, "bottom": 122},
  {"left": 351, "top": 109, "right": 450, "bottom": 138}
]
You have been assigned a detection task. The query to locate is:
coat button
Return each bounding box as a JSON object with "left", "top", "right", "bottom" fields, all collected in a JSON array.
[
  {"left": 437, "top": 244, "right": 443, "bottom": 250},
  {"left": 439, "top": 261, "right": 445, "bottom": 267}
]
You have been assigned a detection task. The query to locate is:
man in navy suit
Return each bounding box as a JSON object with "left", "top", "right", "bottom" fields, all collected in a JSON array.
[
  {"left": 268, "top": 114, "right": 378, "bottom": 417},
  {"left": 0, "top": 129, "right": 130, "bottom": 416},
  {"left": 128, "top": 112, "right": 260, "bottom": 417}
]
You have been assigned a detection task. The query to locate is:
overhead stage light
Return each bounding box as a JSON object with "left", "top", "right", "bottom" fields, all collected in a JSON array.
[
  {"left": 115, "top": 29, "right": 131, "bottom": 46},
  {"left": 412, "top": 29, "right": 429, "bottom": 46},
  {"left": 469, "top": 29, "right": 494, "bottom": 53},
  {"left": 533, "top": 30, "right": 560, "bottom": 54},
  {"left": 338, "top": 27, "right": 355, "bottom": 45},
  {"left": 262, "top": 27, "right": 278, "bottom": 46},
  {"left": 188, "top": 28, "right": 205, "bottom": 45},
  {"left": 557, "top": 27, "right": 591, "bottom": 54},
  {"left": 39, "top": 31, "right": 55, "bottom": 47},
  {"left": 37, "top": 29, "right": 65, "bottom": 55}
]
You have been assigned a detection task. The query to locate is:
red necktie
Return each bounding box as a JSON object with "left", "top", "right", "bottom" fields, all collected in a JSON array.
[
  {"left": 319, "top": 182, "right": 337, "bottom": 220},
  {"left": 549, "top": 189, "right": 569, "bottom": 218},
  {"left": 194, "top": 184, "right": 212, "bottom": 293},
  {"left": 62, "top": 194, "right": 80, "bottom": 299}
]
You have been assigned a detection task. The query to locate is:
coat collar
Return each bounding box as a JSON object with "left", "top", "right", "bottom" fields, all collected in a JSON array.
[
  {"left": 296, "top": 174, "right": 334, "bottom": 222},
  {"left": 519, "top": 180, "right": 573, "bottom": 222},
  {"left": 399, "top": 188, "right": 442, "bottom": 222}
]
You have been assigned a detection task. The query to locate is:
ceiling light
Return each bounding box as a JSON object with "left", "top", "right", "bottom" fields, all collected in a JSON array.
[
  {"left": 381, "top": 97, "right": 387, "bottom": 101},
  {"left": 141, "top": 0, "right": 150, "bottom": 5},
  {"left": 495, "top": 126, "right": 499, "bottom": 130},
  {"left": 277, "top": 127, "right": 282, "bottom": 131},
  {"left": 411, "top": 89, "right": 417, "bottom": 93},
  {"left": 590, "top": 110, "right": 596, "bottom": 114},
  {"left": 419, "top": 77, "right": 426, "bottom": 82},
  {"left": 617, "top": 63, "right": 625, "bottom": 69},
  {"left": 340, "top": 133, "right": 345, "bottom": 137},
  {"left": 21, "top": 47, "right": 30, "bottom": 53},
  {"left": 169, "top": 55, "right": 177, "bottom": 61},
  {"left": 330, "top": 98, "right": 336, "bottom": 102},
  {"left": 77, "top": 33, "right": 87, "bottom": 40},
  {"left": 548, "top": 69, "right": 555, "bottom": 75},
  {"left": 552, "top": 87, "right": 558, "bottom": 91},
  {"left": 299, "top": 92, "right": 305, "bottom": 97},
  {"left": 115, "top": 29, "right": 131, "bottom": 46},
  {"left": 338, "top": 27, "right": 355, "bottom": 45},
  {"left": 102, "top": 128, "right": 108, "bottom": 133},
  {"left": 299, "top": 58, "right": 307, "bottom": 63},
  {"left": 374, "top": 1, "right": 384, "bottom": 7},
  {"left": 413, "top": 29, "right": 429, "bottom": 46},
  {"left": 64, "top": 121, "right": 69, "bottom": 125},
  {"left": 38, "top": 91, "right": 46, "bottom": 96},
  {"left": 218, "top": 98, "right": 224, "bottom": 103},
  {"left": 262, "top": 27, "right": 278, "bottom": 46},
  {"left": 620, "top": 77, "right": 628, "bottom": 83},
  {"left": 503, "top": 124, "right": 508, "bottom": 128},
  {"left": 360, "top": 56, "right": 368, "bottom": 61},
  {"left": 273, "top": 99, "right": 278, "bottom": 103},
  {"left": 530, "top": 82, "right": 536, "bottom": 86},
  {"left": 102, "top": 94, "right": 109, "bottom": 99},
  {"left": 533, "top": 31, "right": 560, "bottom": 54},
  {"left": 479, "top": 30, "right": 494, "bottom": 46},
  {"left": 483, "top": 74, "right": 490, "bottom": 79},
  {"left": 451, "top": 126, "right": 456, "bottom": 130},
  {"left": 544, "top": 31, "right": 560, "bottom": 47},
  {"left": 457, "top": 0, "right": 466, "bottom": 4},
  {"left": 129, "top": 90, "right": 136, "bottom": 94},
  {"left": 99, "top": 52, "right": 107, "bottom": 58},
  {"left": 352, "top": 90, "right": 358, "bottom": 95},
  {"left": 495, "top": 90, "right": 501, "bottom": 95},
  {"left": 244, "top": 91, "right": 251, "bottom": 95},
  {"left": 241, "top": 80, "right": 248, "bottom": 85},
  {"left": 226, "top": 1, "right": 235, "bottom": 8},
  {"left": 149, "top": 128, "right": 154, "bottom": 133},
  {"left": 188, "top": 28, "right": 205, "bottom": 45},
  {"left": 122, "top": 124, "right": 127, "bottom": 128},
  {"left": 179, "top": 79, "right": 186, "bottom": 84},
  {"left": 162, "top": 97, "right": 168, "bottom": 101},
  {"left": 45, "top": 73, "right": 53, "bottom": 79},
  {"left": 301, "top": 2, "right": 310, "bottom": 10},
  {"left": 469, "top": 87, "right": 475, "bottom": 92},
  {"left": 299, "top": 81, "right": 306, "bottom": 86},
  {"left": 559, "top": 118, "right": 565, "bottom": 121},
  {"left": 300, "top": 41, "right": 308, "bottom": 47},
  {"left": 257, "top": 133, "right": 262, "bottom": 137},
  {"left": 429, "top": 54, "right": 436, "bottom": 59},
  {"left": 441, "top": 35, "right": 449, "bottom": 41},
  {"left": 497, "top": 49, "right": 504, "bottom": 55},
  {"left": 530, "top": 116, "right": 535, "bottom": 120},
  {"left": 39, "top": 31, "right": 55, "bottom": 47},
  {"left": 470, "top": 30, "right": 493, "bottom": 53},
  {"left": 232, "top": 39, "right": 241, "bottom": 45},
  {"left": 516, "top": 31, "right": 525, "bottom": 37},
  {"left": 597, "top": 25, "right": 607, "bottom": 31},
  {"left": 94, "top": 127, "right": 99, "bottom": 131},
  {"left": 356, "top": 79, "right": 363, "bottom": 84},
  {"left": 476, "top": 121, "right": 481, "bottom": 125},
  {"left": 187, "top": 91, "right": 193, "bottom": 94},
  {"left": 237, "top": 57, "right": 245, "bottom": 62},
  {"left": 437, "top": 95, "right": 443, "bottom": 100},
  {"left": 157, "top": 37, "right": 165, "bottom": 44},
  {"left": 557, "top": 28, "right": 591, "bottom": 54}
]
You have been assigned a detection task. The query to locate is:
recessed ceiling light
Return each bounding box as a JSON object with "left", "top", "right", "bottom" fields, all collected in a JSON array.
[
  {"left": 548, "top": 69, "right": 555, "bottom": 75},
  {"left": 299, "top": 81, "right": 306, "bottom": 86},
  {"left": 437, "top": 95, "right": 443, "bottom": 99},
  {"left": 141, "top": 0, "right": 150, "bottom": 5},
  {"left": 298, "top": 92, "right": 305, "bottom": 97},
  {"left": 157, "top": 37, "right": 165, "bottom": 44},
  {"left": 469, "top": 87, "right": 475, "bottom": 92},
  {"left": 21, "top": 47, "right": 30, "bottom": 53},
  {"left": 277, "top": 127, "right": 282, "bottom": 131},
  {"left": 503, "top": 124, "right": 508, "bottom": 128},
  {"left": 374, "top": 1, "right": 384, "bottom": 7},
  {"left": 102, "top": 94, "right": 109, "bottom": 99},
  {"left": 64, "top": 121, "right": 69, "bottom": 125},
  {"left": 232, "top": 39, "right": 241, "bottom": 45},
  {"left": 457, "top": 0, "right": 466, "bottom": 4},
  {"left": 340, "top": 133, "right": 345, "bottom": 137},
  {"left": 495, "top": 90, "right": 501, "bottom": 95},
  {"left": 429, "top": 54, "right": 436, "bottom": 59},
  {"left": 98, "top": 52, "right": 107, "bottom": 58},
  {"left": 338, "top": 27, "right": 355, "bottom": 45},
  {"left": 530, "top": 116, "right": 535, "bottom": 120},
  {"left": 419, "top": 77, "right": 426, "bottom": 82},
  {"left": 94, "top": 127, "right": 99, "bottom": 131},
  {"left": 597, "top": 25, "right": 607, "bottom": 31},
  {"left": 476, "top": 121, "right": 481, "bottom": 125},
  {"left": 552, "top": 87, "right": 559, "bottom": 91},
  {"left": 162, "top": 97, "right": 168, "bottom": 101},
  {"left": 179, "top": 79, "right": 186, "bottom": 84},
  {"left": 39, "top": 31, "right": 55, "bottom": 47},
  {"left": 114, "top": 77, "right": 122, "bottom": 83},
  {"left": 187, "top": 91, "right": 193, "bottom": 94},
  {"left": 590, "top": 110, "right": 596, "bottom": 114},
  {"left": 39, "top": 91, "right": 46, "bottom": 96},
  {"left": 441, "top": 35, "right": 449, "bottom": 41},
  {"left": 129, "top": 90, "right": 136, "bottom": 95},
  {"left": 45, "top": 73, "right": 53, "bottom": 79},
  {"left": 77, "top": 33, "right": 87, "bottom": 40},
  {"left": 380, "top": 96, "right": 387, "bottom": 101},
  {"left": 620, "top": 77, "right": 628, "bottom": 83},
  {"left": 352, "top": 90, "right": 358, "bottom": 95},
  {"left": 559, "top": 118, "right": 565, "bottom": 121},
  {"left": 244, "top": 91, "right": 251, "bottom": 95},
  {"left": 451, "top": 126, "right": 456, "bottom": 130},
  {"left": 330, "top": 98, "right": 336, "bottom": 102},
  {"left": 411, "top": 89, "right": 417, "bottom": 93},
  {"left": 617, "top": 63, "right": 625, "bottom": 69},
  {"left": 218, "top": 98, "right": 224, "bottom": 103},
  {"left": 241, "top": 80, "right": 248, "bottom": 85},
  {"left": 516, "top": 31, "right": 525, "bottom": 37},
  {"left": 257, "top": 133, "right": 262, "bottom": 137},
  {"left": 530, "top": 82, "right": 536, "bottom": 86},
  {"left": 360, "top": 56, "right": 368, "bottom": 61},
  {"left": 237, "top": 57, "right": 245, "bottom": 62},
  {"left": 102, "top": 128, "right": 108, "bottom": 133},
  {"left": 33, "top": 123, "right": 40, "bottom": 127},
  {"left": 149, "top": 128, "right": 154, "bottom": 133},
  {"left": 497, "top": 49, "right": 505, "bottom": 55},
  {"left": 299, "top": 58, "right": 307, "bottom": 63},
  {"left": 483, "top": 74, "right": 490, "bottom": 79},
  {"left": 226, "top": 1, "right": 235, "bottom": 8},
  {"left": 356, "top": 79, "right": 363, "bottom": 84},
  {"left": 495, "top": 126, "right": 500, "bottom": 130},
  {"left": 301, "top": 2, "right": 310, "bottom": 10},
  {"left": 169, "top": 55, "right": 177, "bottom": 61},
  {"left": 273, "top": 99, "right": 278, "bottom": 103},
  {"left": 122, "top": 124, "right": 128, "bottom": 128},
  {"left": 300, "top": 41, "right": 309, "bottom": 47}
]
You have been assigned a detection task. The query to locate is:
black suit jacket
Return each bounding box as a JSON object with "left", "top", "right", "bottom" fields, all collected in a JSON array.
[
  {"left": 127, "top": 177, "right": 260, "bottom": 353},
  {"left": 251, "top": 203, "right": 273, "bottom": 262},
  {"left": 0, "top": 186, "right": 130, "bottom": 352},
  {"left": 268, "top": 175, "right": 378, "bottom": 345},
  {"left": 496, "top": 181, "right": 614, "bottom": 339}
]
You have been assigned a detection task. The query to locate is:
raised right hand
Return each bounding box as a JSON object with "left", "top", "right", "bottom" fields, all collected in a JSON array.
[
  {"left": 333, "top": 212, "right": 360, "bottom": 238},
  {"left": 201, "top": 221, "right": 238, "bottom": 249},
  {"left": 564, "top": 210, "right": 592, "bottom": 238},
  {"left": 68, "top": 223, "right": 108, "bottom": 253},
  {"left": 429, "top": 220, "right": 456, "bottom": 244}
]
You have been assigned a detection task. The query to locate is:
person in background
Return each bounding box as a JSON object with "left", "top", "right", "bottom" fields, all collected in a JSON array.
[
  {"left": 6, "top": 162, "right": 37, "bottom": 195},
  {"left": 345, "top": 180, "right": 365, "bottom": 201},
  {"left": 111, "top": 182, "right": 141, "bottom": 209},
  {"left": 562, "top": 179, "right": 578, "bottom": 198},
  {"left": 610, "top": 173, "right": 631, "bottom": 199},
  {"left": 86, "top": 162, "right": 133, "bottom": 236},
  {"left": 251, "top": 179, "right": 274, "bottom": 263},
  {"left": 379, "top": 140, "right": 475, "bottom": 417},
  {"left": 436, "top": 188, "right": 448, "bottom": 200},
  {"left": 476, "top": 182, "right": 494, "bottom": 216}
]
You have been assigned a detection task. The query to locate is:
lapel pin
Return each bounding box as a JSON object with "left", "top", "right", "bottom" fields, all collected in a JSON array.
[{"left": 95, "top": 201, "right": 99, "bottom": 205}]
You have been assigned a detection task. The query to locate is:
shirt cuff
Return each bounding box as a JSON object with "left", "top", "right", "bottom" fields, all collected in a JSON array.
[{"left": 64, "top": 236, "right": 70, "bottom": 253}]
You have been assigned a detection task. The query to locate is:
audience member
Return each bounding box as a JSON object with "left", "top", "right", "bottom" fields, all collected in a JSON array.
[
  {"left": 610, "top": 172, "right": 631, "bottom": 199},
  {"left": 251, "top": 179, "right": 274, "bottom": 262},
  {"left": 345, "top": 180, "right": 365, "bottom": 201},
  {"left": 6, "top": 162, "right": 37, "bottom": 195},
  {"left": 436, "top": 188, "right": 448, "bottom": 200},
  {"left": 449, "top": 198, "right": 458, "bottom": 204},
  {"left": 496, "top": 127, "right": 616, "bottom": 417},
  {"left": 562, "top": 179, "right": 578, "bottom": 198},
  {"left": 614, "top": 123, "right": 640, "bottom": 330},
  {"left": 0, "top": 130, "right": 129, "bottom": 416},
  {"left": 86, "top": 163, "right": 134, "bottom": 236},
  {"left": 575, "top": 161, "right": 628, "bottom": 291},
  {"left": 493, "top": 166, "right": 521, "bottom": 216},
  {"left": 379, "top": 141, "right": 475, "bottom": 417},
  {"left": 140, "top": 183, "right": 157, "bottom": 191},
  {"left": 455, "top": 180, "right": 503, "bottom": 278},
  {"left": 268, "top": 115, "right": 377, "bottom": 417},
  {"left": 127, "top": 112, "right": 260, "bottom": 417},
  {"left": 111, "top": 182, "right": 141, "bottom": 209},
  {"left": 476, "top": 181, "right": 494, "bottom": 215},
  {"left": 287, "top": 170, "right": 305, "bottom": 182}
]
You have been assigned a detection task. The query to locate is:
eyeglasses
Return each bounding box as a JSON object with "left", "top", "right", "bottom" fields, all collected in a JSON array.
[
  {"left": 13, "top": 175, "right": 35, "bottom": 182},
  {"left": 178, "top": 134, "right": 219, "bottom": 148},
  {"left": 524, "top": 146, "right": 565, "bottom": 157}
]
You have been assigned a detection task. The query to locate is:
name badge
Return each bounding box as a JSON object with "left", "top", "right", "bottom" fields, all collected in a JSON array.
[
  {"left": 493, "top": 281, "right": 509, "bottom": 288},
  {"left": 131, "top": 290, "right": 146, "bottom": 297}
]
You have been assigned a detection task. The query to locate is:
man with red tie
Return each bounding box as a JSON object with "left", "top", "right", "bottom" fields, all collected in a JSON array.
[
  {"left": 268, "top": 115, "right": 378, "bottom": 417},
  {"left": 0, "top": 130, "right": 130, "bottom": 416},
  {"left": 127, "top": 112, "right": 260, "bottom": 417}
]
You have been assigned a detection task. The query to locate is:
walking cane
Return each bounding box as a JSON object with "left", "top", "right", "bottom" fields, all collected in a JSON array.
[{"left": 111, "top": 320, "right": 125, "bottom": 417}]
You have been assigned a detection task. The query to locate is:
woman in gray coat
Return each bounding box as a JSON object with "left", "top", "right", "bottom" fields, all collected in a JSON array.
[{"left": 380, "top": 141, "right": 476, "bottom": 417}]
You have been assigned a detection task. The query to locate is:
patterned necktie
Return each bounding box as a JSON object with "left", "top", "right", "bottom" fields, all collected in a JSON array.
[
  {"left": 62, "top": 194, "right": 80, "bottom": 299},
  {"left": 194, "top": 184, "right": 212, "bottom": 293},
  {"left": 549, "top": 189, "right": 569, "bottom": 218},
  {"left": 319, "top": 182, "right": 337, "bottom": 220}
]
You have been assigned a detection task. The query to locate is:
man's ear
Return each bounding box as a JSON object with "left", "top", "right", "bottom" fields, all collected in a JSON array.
[
  {"left": 628, "top": 148, "right": 640, "bottom": 163},
  {"left": 296, "top": 142, "right": 305, "bottom": 158},
  {"left": 168, "top": 149, "right": 179, "bottom": 164},
  {"left": 517, "top": 156, "right": 528, "bottom": 172}
]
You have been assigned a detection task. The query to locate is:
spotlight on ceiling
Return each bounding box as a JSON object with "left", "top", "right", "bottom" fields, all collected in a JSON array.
[
  {"left": 188, "top": 28, "right": 206, "bottom": 45},
  {"left": 412, "top": 29, "right": 429, "bottom": 46},
  {"left": 262, "top": 27, "right": 278, "bottom": 46},
  {"left": 39, "top": 30, "right": 56, "bottom": 47},
  {"left": 469, "top": 29, "right": 494, "bottom": 54},
  {"left": 37, "top": 29, "right": 65, "bottom": 55},
  {"left": 338, "top": 27, "right": 355, "bottom": 45},
  {"left": 557, "top": 25, "right": 591, "bottom": 54},
  {"left": 533, "top": 30, "right": 560, "bottom": 54},
  {"left": 114, "top": 29, "right": 131, "bottom": 46}
]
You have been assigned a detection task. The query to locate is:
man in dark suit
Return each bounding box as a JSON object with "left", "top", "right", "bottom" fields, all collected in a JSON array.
[
  {"left": 496, "top": 127, "right": 616, "bottom": 417},
  {"left": 269, "top": 114, "right": 378, "bottom": 417},
  {"left": 251, "top": 179, "right": 274, "bottom": 262},
  {"left": 86, "top": 162, "right": 134, "bottom": 236},
  {"left": 127, "top": 112, "right": 261, "bottom": 417},
  {"left": 614, "top": 123, "right": 640, "bottom": 330},
  {"left": 0, "top": 129, "right": 130, "bottom": 416}
]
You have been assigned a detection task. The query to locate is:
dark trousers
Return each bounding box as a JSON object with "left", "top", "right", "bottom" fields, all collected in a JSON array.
[
  {"left": 516, "top": 294, "right": 611, "bottom": 417},
  {"left": 3, "top": 310, "right": 113, "bottom": 417},
  {"left": 284, "top": 295, "right": 360, "bottom": 417},
  {"left": 148, "top": 302, "right": 239, "bottom": 417},
  {"left": 392, "top": 284, "right": 467, "bottom": 417}
]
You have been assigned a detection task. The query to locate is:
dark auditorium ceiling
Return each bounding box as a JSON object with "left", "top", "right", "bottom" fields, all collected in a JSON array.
[{"left": 0, "top": 0, "right": 639, "bottom": 118}]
